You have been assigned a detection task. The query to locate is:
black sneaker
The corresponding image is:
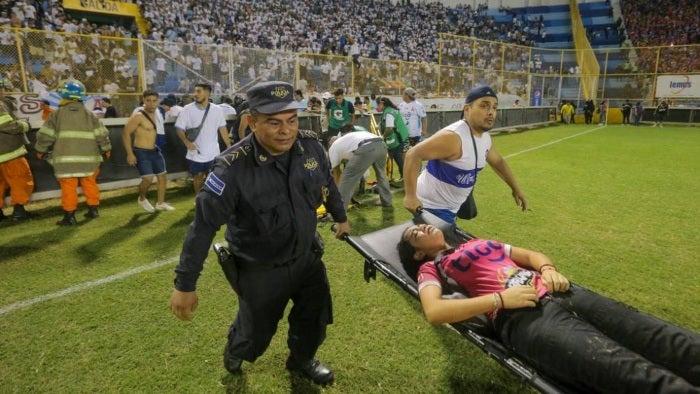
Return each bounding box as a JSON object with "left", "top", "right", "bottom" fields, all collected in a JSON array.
[{"left": 286, "top": 357, "right": 334, "bottom": 386}]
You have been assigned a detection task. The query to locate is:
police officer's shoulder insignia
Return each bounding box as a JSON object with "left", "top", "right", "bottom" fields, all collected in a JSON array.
[
  {"left": 221, "top": 143, "right": 252, "bottom": 167},
  {"left": 204, "top": 172, "right": 226, "bottom": 196},
  {"left": 304, "top": 157, "right": 318, "bottom": 171},
  {"left": 298, "top": 129, "right": 319, "bottom": 139}
]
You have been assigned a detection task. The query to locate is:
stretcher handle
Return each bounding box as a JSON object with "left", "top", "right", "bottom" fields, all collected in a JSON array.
[{"left": 330, "top": 224, "right": 349, "bottom": 241}]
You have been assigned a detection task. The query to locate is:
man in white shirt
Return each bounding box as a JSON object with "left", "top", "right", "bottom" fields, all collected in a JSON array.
[
  {"left": 218, "top": 96, "right": 237, "bottom": 118},
  {"left": 175, "top": 83, "right": 231, "bottom": 193},
  {"left": 161, "top": 94, "right": 183, "bottom": 123},
  {"left": 328, "top": 128, "right": 392, "bottom": 209},
  {"left": 398, "top": 88, "right": 427, "bottom": 147}
]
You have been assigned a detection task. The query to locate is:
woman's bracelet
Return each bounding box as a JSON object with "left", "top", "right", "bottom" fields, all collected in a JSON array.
[
  {"left": 539, "top": 264, "right": 557, "bottom": 273},
  {"left": 497, "top": 292, "right": 505, "bottom": 309},
  {"left": 493, "top": 292, "right": 504, "bottom": 310}
]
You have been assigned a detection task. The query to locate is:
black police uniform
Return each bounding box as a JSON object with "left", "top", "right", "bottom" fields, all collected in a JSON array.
[{"left": 174, "top": 129, "right": 347, "bottom": 363}]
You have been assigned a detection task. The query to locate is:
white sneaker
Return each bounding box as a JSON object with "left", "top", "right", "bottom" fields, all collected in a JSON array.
[
  {"left": 155, "top": 202, "right": 176, "bottom": 211},
  {"left": 138, "top": 197, "right": 155, "bottom": 213}
]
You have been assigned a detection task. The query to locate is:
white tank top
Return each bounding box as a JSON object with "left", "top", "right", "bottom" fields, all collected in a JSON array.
[{"left": 417, "top": 120, "right": 492, "bottom": 213}]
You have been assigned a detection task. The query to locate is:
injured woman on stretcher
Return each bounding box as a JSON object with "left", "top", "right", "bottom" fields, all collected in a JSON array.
[{"left": 397, "top": 223, "right": 700, "bottom": 393}]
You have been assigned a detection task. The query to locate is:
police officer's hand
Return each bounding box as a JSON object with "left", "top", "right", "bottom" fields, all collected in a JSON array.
[
  {"left": 169, "top": 289, "right": 198, "bottom": 321},
  {"left": 403, "top": 195, "right": 422, "bottom": 214},
  {"left": 103, "top": 151, "right": 111, "bottom": 160},
  {"left": 334, "top": 221, "right": 351, "bottom": 239}
]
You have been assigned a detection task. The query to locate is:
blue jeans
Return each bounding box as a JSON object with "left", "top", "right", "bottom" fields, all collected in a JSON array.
[{"left": 494, "top": 284, "right": 700, "bottom": 392}]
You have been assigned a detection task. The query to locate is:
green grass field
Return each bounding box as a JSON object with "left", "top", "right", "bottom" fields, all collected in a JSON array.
[{"left": 1, "top": 124, "right": 699, "bottom": 393}]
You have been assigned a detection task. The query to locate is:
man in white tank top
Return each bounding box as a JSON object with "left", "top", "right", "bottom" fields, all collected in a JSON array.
[{"left": 402, "top": 86, "right": 527, "bottom": 224}]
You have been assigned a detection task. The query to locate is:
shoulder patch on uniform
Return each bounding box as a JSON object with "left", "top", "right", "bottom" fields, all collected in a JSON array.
[
  {"left": 204, "top": 172, "right": 226, "bottom": 196},
  {"left": 220, "top": 143, "right": 252, "bottom": 167},
  {"left": 298, "top": 129, "right": 319, "bottom": 139}
]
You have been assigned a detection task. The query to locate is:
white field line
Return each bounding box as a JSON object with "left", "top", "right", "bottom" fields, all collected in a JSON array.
[
  {"left": 503, "top": 125, "right": 605, "bottom": 159},
  {"left": 1, "top": 125, "right": 603, "bottom": 317},
  {"left": 0, "top": 256, "right": 179, "bottom": 316}
]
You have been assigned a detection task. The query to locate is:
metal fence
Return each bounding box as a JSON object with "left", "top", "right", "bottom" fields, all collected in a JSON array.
[{"left": 1, "top": 26, "right": 697, "bottom": 115}]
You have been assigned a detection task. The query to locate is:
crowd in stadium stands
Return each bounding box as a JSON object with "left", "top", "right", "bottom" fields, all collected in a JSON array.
[
  {"left": 619, "top": 0, "right": 699, "bottom": 73},
  {"left": 0, "top": 0, "right": 698, "bottom": 99}
]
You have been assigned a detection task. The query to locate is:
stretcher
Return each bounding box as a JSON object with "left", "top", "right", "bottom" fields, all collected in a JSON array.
[{"left": 337, "top": 211, "right": 583, "bottom": 393}]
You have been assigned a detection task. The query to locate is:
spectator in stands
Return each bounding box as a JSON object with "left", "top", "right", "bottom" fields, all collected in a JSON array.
[{"left": 103, "top": 98, "right": 118, "bottom": 118}]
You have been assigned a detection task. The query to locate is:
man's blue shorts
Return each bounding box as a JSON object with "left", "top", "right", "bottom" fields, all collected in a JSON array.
[
  {"left": 187, "top": 159, "right": 214, "bottom": 174},
  {"left": 134, "top": 148, "right": 167, "bottom": 176}
]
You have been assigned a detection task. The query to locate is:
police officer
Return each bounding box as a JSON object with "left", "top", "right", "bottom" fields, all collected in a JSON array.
[{"left": 169, "top": 81, "right": 351, "bottom": 386}]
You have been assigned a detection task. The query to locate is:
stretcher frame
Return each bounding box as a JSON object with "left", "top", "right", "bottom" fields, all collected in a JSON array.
[{"left": 339, "top": 211, "right": 582, "bottom": 394}]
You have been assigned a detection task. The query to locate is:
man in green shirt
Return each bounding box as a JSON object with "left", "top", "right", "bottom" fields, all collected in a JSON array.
[{"left": 324, "top": 88, "right": 355, "bottom": 149}]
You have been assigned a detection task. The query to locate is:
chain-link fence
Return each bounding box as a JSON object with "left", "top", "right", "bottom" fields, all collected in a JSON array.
[{"left": 2, "top": 26, "right": 698, "bottom": 112}]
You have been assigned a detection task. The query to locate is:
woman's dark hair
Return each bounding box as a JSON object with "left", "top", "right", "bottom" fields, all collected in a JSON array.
[
  {"left": 397, "top": 238, "right": 422, "bottom": 281},
  {"left": 379, "top": 96, "right": 399, "bottom": 110}
]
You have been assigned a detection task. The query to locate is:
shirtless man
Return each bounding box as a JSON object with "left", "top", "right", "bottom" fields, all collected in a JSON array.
[{"left": 123, "top": 90, "right": 175, "bottom": 213}]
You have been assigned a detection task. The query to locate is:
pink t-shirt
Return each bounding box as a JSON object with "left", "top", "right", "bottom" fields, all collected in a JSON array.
[{"left": 417, "top": 239, "right": 549, "bottom": 318}]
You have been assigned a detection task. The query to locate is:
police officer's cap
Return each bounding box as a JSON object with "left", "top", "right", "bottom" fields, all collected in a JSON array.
[
  {"left": 246, "top": 81, "right": 305, "bottom": 114},
  {"left": 466, "top": 85, "right": 498, "bottom": 104}
]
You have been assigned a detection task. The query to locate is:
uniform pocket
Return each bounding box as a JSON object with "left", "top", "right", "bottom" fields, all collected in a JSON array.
[
  {"left": 253, "top": 193, "right": 292, "bottom": 235},
  {"left": 302, "top": 176, "right": 324, "bottom": 210}
]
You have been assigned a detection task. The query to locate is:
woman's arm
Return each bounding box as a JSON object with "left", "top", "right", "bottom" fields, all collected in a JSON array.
[
  {"left": 510, "top": 246, "right": 570, "bottom": 293},
  {"left": 418, "top": 283, "right": 539, "bottom": 325}
]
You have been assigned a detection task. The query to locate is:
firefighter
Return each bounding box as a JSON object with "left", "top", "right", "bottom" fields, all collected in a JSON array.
[
  {"left": 0, "top": 75, "right": 34, "bottom": 221},
  {"left": 35, "top": 80, "right": 112, "bottom": 225}
]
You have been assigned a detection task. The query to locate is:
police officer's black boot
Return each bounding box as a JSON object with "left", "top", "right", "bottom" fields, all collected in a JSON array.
[
  {"left": 56, "top": 211, "right": 77, "bottom": 226},
  {"left": 85, "top": 205, "right": 99, "bottom": 218},
  {"left": 10, "top": 204, "right": 32, "bottom": 221},
  {"left": 286, "top": 355, "right": 334, "bottom": 386}
]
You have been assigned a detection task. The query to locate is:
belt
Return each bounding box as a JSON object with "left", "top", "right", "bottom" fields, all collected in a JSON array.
[{"left": 357, "top": 138, "right": 384, "bottom": 148}]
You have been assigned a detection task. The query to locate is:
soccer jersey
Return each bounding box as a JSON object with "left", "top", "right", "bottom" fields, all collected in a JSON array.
[
  {"left": 398, "top": 100, "right": 427, "bottom": 138},
  {"left": 416, "top": 120, "right": 491, "bottom": 213}
]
